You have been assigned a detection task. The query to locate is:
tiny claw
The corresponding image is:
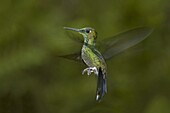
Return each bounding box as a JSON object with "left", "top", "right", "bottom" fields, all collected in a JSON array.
[
  {"left": 82, "top": 70, "right": 85, "bottom": 75},
  {"left": 82, "top": 67, "right": 99, "bottom": 76},
  {"left": 82, "top": 68, "right": 91, "bottom": 76},
  {"left": 87, "top": 71, "right": 91, "bottom": 76}
]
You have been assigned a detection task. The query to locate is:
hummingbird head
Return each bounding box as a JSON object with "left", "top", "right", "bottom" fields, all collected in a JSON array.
[{"left": 64, "top": 27, "right": 97, "bottom": 46}]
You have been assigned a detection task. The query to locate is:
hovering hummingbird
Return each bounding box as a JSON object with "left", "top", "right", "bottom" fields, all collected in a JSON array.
[{"left": 62, "top": 26, "right": 153, "bottom": 102}]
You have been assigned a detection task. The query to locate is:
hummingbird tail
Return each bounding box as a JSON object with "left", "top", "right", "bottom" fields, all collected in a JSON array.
[{"left": 96, "top": 67, "right": 107, "bottom": 102}]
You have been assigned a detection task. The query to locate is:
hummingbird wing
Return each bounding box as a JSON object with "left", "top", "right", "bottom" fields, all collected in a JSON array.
[
  {"left": 60, "top": 27, "right": 153, "bottom": 62},
  {"left": 65, "top": 30, "right": 84, "bottom": 43},
  {"left": 59, "top": 31, "right": 83, "bottom": 62},
  {"left": 58, "top": 52, "right": 82, "bottom": 63},
  {"left": 97, "top": 27, "right": 153, "bottom": 60}
]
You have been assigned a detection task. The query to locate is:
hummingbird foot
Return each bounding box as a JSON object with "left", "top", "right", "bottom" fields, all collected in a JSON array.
[{"left": 82, "top": 67, "right": 98, "bottom": 76}]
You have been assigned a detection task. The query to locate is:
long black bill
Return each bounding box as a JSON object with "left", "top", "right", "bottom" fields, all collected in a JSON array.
[
  {"left": 64, "top": 27, "right": 80, "bottom": 32},
  {"left": 96, "top": 68, "right": 107, "bottom": 102}
]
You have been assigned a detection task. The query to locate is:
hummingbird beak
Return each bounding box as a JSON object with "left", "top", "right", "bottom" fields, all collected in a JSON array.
[{"left": 64, "top": 27, "right": 80, "bottom": 32}]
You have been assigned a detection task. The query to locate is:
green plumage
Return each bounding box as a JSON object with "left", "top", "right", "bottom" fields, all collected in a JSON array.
[
  {"left": 63, "top": 26, "right": 153, "bottom": 102},
  {"left": 82, "top": 44, "right": 107, "bottom": 101},
  {"left": 64, "top": 27, "right": 107, "bottom": 101},
  {"left": 81, "top": 45, "right": 106, "bottom": 70}
]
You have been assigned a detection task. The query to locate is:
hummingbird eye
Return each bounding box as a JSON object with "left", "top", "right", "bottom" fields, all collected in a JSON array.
[{"left": 85, "top": 29, "right": 91, "bottom": 33}]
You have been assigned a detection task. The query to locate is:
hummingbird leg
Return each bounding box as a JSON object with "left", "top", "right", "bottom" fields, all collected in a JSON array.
[
  {"left": 82, "top": 68, "right": 91, "bottom": 75},
  {"left": 82, "top": 67, "right": 98, "bottom": 76}
]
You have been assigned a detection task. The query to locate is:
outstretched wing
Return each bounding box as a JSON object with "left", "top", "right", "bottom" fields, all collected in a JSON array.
[
  {"left": 64, "top": 30, "right": 84, "bottom": 43},
  {"left": 60, "top": 27, "right": 153, "bottom": 62},
  {"left": 97, "top": 27, "right": 153, "bottom": 60},
  {"left": 59, "top": 31, "right": 83, "bottom": 62},
  {"left": 58, "top": 52, "right": 82, "bottom": 62}
]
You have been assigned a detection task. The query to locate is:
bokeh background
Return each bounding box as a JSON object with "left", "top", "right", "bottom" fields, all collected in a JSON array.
[{"left": 0, "top": 0, "right": 170, "bottom": 113}]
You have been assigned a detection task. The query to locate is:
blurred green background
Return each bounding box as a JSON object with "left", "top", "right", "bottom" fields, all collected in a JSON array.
[{"left": 0, "top": 0, "right": 170, "bottom": 113}]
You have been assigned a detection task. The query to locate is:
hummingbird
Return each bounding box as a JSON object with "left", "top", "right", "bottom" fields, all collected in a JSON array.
[
  {"left": 62, "top": 26, "right": 153, "bottom": 102},
  {"left": 64, "top": 27, "right": 107, "bottom": 101}
]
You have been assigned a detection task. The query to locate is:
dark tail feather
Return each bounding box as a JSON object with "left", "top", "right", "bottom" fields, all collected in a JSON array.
[{"left": 96, "top": 68, "right": 107, "bottom": 102}]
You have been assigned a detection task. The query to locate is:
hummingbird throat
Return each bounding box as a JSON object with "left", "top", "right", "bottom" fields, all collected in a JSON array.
[{"left": 84, "top": 36, "right": 96, "bottom": 46}]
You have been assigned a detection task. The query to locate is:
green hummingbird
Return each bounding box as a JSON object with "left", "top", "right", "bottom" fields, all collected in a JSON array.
[{"left": 62, "top": 26, "right": 153, "bottom": 102}]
